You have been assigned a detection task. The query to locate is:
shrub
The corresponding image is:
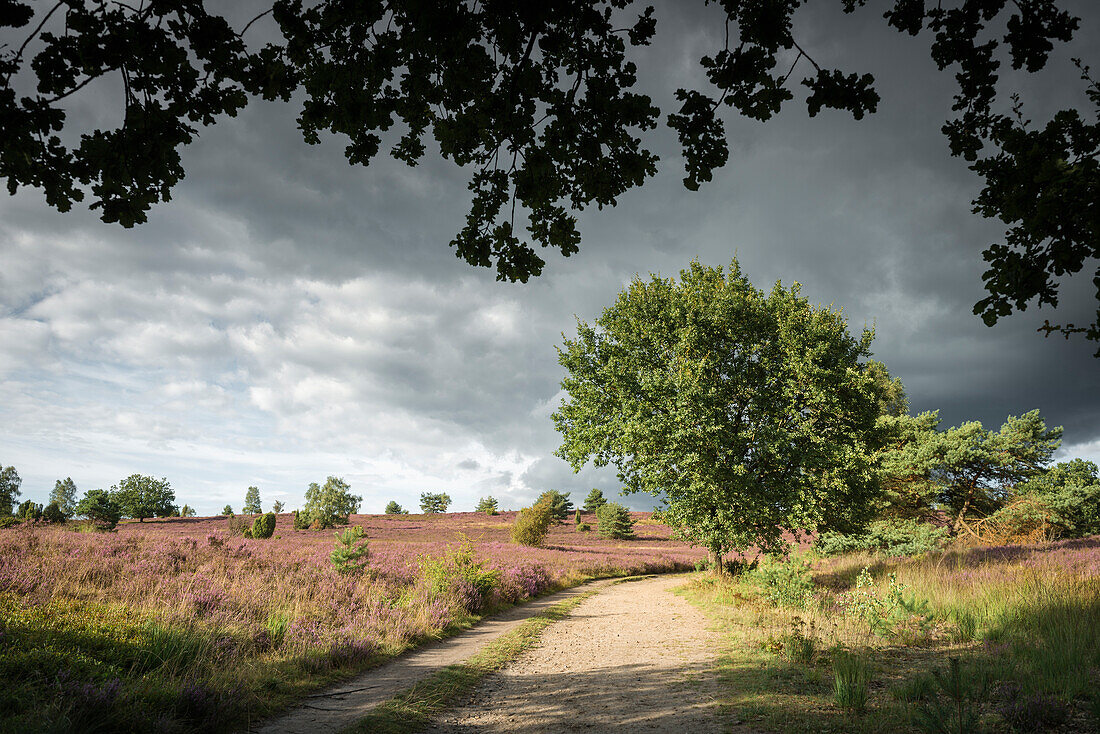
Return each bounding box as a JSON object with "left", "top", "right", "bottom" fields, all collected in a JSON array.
[
  {"left": 573, "top": 509, "right": 582, "bottom": 525},
  {"left": 833, "top": 650, "right": 870, "bottom": 712},
  {"left": 227, "top": 514, "right": 251, "bottom": 537},
  {"left": 251, "top": 512, "right": 276, "bottom": 539},
  {"left": 595, "top": 502, "right": 634, "bottom": 539},
  {"left": 814, "top": 518, "right": 949, "bottom": 557},
  {"left": 384, "top": 500, "right": 408, "bottom": 515},
  {"left": 1016, "top": 458, "right": 1100, "bottom": 537},
  {"left": 914, "top": 657, "right": 984, "bottom": 734},
  {"left": 293, "top": 509, "right": 310, "bottom": 530},
  {"left": 0, "top": 516, "right": 19, "bottom": 529},
  {"left": 582, "top": 488, "right": 607, "bottom": 512},
  {"left": 421, "top": 538, "right": 501, "bottom": 611},
  {"left": 536, "top": 490, "right": 573, "bottom": 522},
  {"left": 576, "top": 522, "right": 591, "bottom": 532},
  {"left": 222, "top": 505, "right": 233, "bottom": 516},
  {"left": 746, "top": 557, "right": 816, "bottom": 609},
  {"left": 475, "top": 496, "right": 499, "bottom": 515},
  {"left": 840, "top": 567, "right": 933, "bottom": 638},
  {"left": 303, "top": 477, "right": 361, "bottom": 528},
  {"left": 511, "top": 500, "right": 553, "bottom": 547},
  {"left": 43, "top": 501, "right": 66, "bottom": 524},
  {"left": 16, "top": 500, "right": 42, "bottom": 522},
  {"left": 75, "top": 489, "right": 121, "bottom": 529},
  {"left": 330, "top": 526, "right": 370, "bottom": 574}
]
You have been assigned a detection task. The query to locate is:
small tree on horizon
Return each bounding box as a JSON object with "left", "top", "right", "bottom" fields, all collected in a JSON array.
[
  {"left": 180, "top": 504, "right": 197, "bottom": 517},
  {"left": 419, "top": 492, "right": 451, "bottom": 514},
  {"left": 271, "top": 500, "right": 285, "bottom": 514},
  {"left": 475, "top": 496, "right": 499, "bottom": 515},
  {"left": 0, "top": 465, "right": 21, "bottom": 517},
  {"left": 384, "top": 500, "right": 409, "bottom": 515},
  {"left": 76, "top": 489, "right": 121, "bottom": 529},
  {"left": 50, "top": 477, "right": 79, "bottom": 517},
  {"left": 536, "top": 490, "right": 572, "bottom": 523},
  {"left": 582, "top": 488, "right": 607, "bottom": 513},
  {"left": 111, "top": 474, "right": 175, "bottom": 522},
  {"left": 303, "top": 476, "right": 362, "bottom": 529},
  {"left": 243, "top": 485, "right": 262, "bottom": 515}
]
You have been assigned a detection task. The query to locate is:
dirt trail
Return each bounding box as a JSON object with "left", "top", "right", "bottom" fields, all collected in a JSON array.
[
  {"left": 429, "top": 574, "right": 722, "bottom": 733},
  {"left": 253, "top": 578, "right": 619, "bottom": 734}
]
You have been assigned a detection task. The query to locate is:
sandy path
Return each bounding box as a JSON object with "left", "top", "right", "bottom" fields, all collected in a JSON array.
[
  {"left": 254, "top": 578, "right": 618, "bottom": 734},
  {"left": 429, "top": 574, "right": 722, "bottom": 734}
]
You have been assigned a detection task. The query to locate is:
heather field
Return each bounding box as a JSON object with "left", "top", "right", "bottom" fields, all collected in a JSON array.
[{"left": 0, "top": 511, "right": 702, "bottom": 733}]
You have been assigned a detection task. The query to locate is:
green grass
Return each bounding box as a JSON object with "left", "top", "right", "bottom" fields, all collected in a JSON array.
[
  {"left": 343, "top": 576, "right": 654, "bottom": 734},
  {"left": 677, "top": 541, "right": 1100, "bottom": 734}
]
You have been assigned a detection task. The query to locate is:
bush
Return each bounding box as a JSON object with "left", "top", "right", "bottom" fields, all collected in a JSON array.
[
  {"left": 0, "top": 516, "right": 19, "bottom": 529},
  {"left": 511, "top": 500, "right": 553, "bottom": 547},
  {"left": 330, "top": 526, "right": 370, "bottom": 574},
  {"left": 746, "top": 557, "right": 816, "bottom": 609},
  {"left": 536, "top": 490, "right": 572, "bottom": 522},
  {"left": 595, "top": 502, "right": 634, "bottom": 539},
  {"left": 251, "top": 512, "right": 276, "bottom": 539},
  {"left": 475, "top": 496, "right": 499, "bottom": 515},
  {"left": 222, "top": 505, "right": 233, "bottom": 516},
  {"left": 16, "top": 500, "right": 42, "bottom": 522},
  {"left": 227, "top": 514, "right": 251, "bottom": 537},
  {"left": 384, "top": 500, "right": 408, "bottom": 515},
  {"left": 573, "top": 509, "right": 582, "bottom": 525},
  {"left": 814, "top": 518, "right": 950, "bottom": 557},
  {"left": 293, "top": 509, "right": 310, "bottom": 530},
  {"left": 576, "top": 522, "right": 591, "bottom": 532},
  {"left": 43, "top": 501, "right": 66, "bottom": 524},
  {"left": 1016, "top": 459, "right": 1100, "bottom": 537}
]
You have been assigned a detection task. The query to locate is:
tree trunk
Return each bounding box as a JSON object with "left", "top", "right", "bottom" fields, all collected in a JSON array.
[{"left": 709, "top": 548, "right": 725, "bottom": 576}]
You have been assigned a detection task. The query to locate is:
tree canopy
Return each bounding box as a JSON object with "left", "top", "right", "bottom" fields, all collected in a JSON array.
[
  {"left": 553, "top": 259, "right": 884, "bottom": 563},
  {"left": 419, "top": 492, "right": 452, "bottom": 514},
  {"left": 243, "top": 485, "right": 262, "bottom": 515},
  {"left": 303, "top": 476, "right": 361, "bottom": 528},
  {"left": 49, "top": 477, "right": 78, "bottom": 517},
  {"left": 1, "top": 2, "right": 1095, "bottom": 351},
  {"left": 111, "top": 474, "right": 176, "bottom": 522},
  {"left": 0, "top": 465, "right": 21, "bottom": 516}
]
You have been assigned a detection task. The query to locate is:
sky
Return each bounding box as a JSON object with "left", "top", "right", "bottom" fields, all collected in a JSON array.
[{"left": 1, "top": 2, "right": 1097, "bottom": 515}]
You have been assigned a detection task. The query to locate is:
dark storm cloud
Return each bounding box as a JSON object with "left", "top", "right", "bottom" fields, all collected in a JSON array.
[{"left": 0, "top": 1, "right": 1096, "bottom": 513}]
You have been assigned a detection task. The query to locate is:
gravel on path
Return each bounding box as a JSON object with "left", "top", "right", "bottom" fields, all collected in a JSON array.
[
  {"left": 252, "top": 578, "right": 619, "bottom": 734},
  {"left": 429, "top": 574, "right": 723, "bottom": 734}
]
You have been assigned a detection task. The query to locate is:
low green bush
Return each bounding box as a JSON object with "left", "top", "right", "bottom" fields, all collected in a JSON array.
[
  {"left": 814, "top": 518, "right": 950, "bottom": 557},
  {"left": 746, "top": 557, "right": 816, "bottom": 609},
  {"left": 42, "top": 501, "right": 66, "bottom": 524},
  {"left": 511, "top": 500, "right": 553, "bottom": 547},
  {"left": 331, "top": 526, "right": 370, "bottom": 574},
  {"left": 251, "top": 512, "right": 276, "bottom": 539}
]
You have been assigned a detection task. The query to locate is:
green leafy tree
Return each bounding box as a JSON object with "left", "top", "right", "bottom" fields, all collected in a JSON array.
[
  {"left": 475, "top": 496, "right": 499, "bottom": 515},
  {"left": 49, "top": 477, "right": 79, "bottom": 517},
  {"left": 43, "top": 501, "right": 66, "bottom": 524},
  {"left": 304, "top": 476, "right": 362, "bottom": 529},
  {"left": 596, "top": 503, "right": 635, "bottom": 540},
  {"left": 419, "top": 492, "right": 452, "bottom": 514},
  {"left": 271, "top": 500, "right": 285, "bottom": 513},
  {"left": 180, "top": 504, "right": 197, "bottom": 517},
  {"left": 384, "top": 500, "right": 409, "bottom": 515},
  {"left": 76, "top": 489, "right": 121, "bottom": 529},
  {"left": 535, "top": 491, "right": 573, "bottom": 523},
  {"left": 554, "top": 260, "right": 884, "bottom": 568},
  {"left": 1015, "top": 458, "right": 1100, "bottom": 537},
  {"left": 222, "top": 505, "right": 234, "bottom": 516},
  {"left": 2, "top": 3, "right": 1095, "bottom": 349},
  {"left": 930, "top": 411, "right": 1061, "bottom": 532},
  {"left": 243, "top": 485, "right": 262, "bottom": 515},
  {"left": 0, "top": 466, "right": 21, "bottom": 517},
  {"left": 16, "top": 500, "right": 42, "bottom": 522},
  {"left": 582, "top": 489, "right": 607, "bottom": 513},
  {"left": 111, "top": 474, "right": 176, "bottom": 522}
]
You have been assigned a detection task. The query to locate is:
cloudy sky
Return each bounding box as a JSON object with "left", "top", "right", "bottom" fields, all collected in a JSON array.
[{"left": 2, "top": 2, "right": 1097, "bottom": 515}]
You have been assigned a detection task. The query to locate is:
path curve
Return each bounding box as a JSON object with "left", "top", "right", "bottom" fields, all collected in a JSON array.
[
  {"left": 430, "top": 574, "right": 722, "bottom": 733},
  {"left": 253, "top": 578, "right": 619, "bottom": 734}
]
